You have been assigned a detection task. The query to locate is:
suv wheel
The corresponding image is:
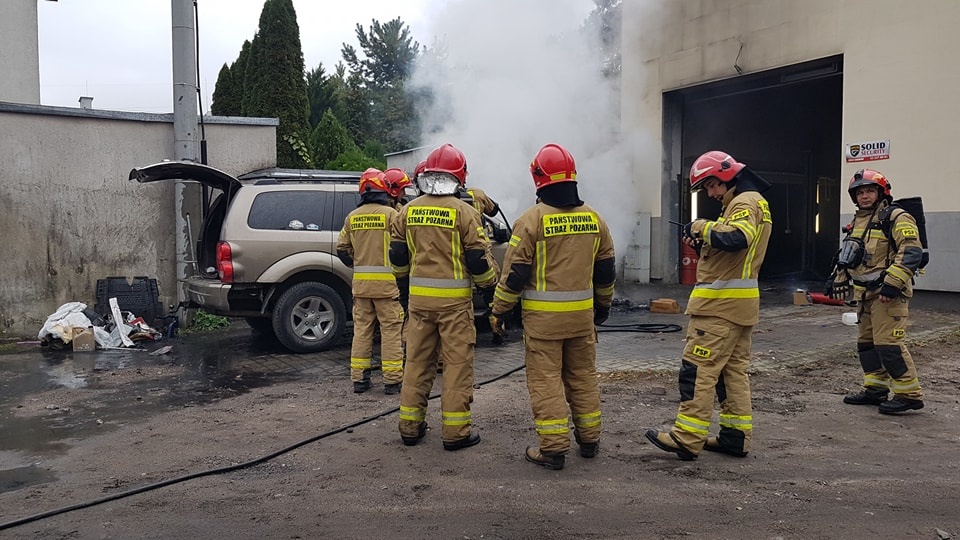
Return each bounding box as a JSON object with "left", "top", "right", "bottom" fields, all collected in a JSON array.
[{"left": 271, "top": 282, "right": 345, "bottom": 353}]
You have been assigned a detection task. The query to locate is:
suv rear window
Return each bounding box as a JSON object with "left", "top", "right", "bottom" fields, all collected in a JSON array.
[{"left": 247, "top": 191, "right": 360, "bottom": 231}]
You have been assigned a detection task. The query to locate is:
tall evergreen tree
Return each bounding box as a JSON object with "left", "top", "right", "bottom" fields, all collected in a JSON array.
[
  {"left": 243, "top": 0, "right": 310, "bottom": 167},
  {"left": 340, "top": 17, "right": 421, "bottom": 152},
  {"left": 306, "top": 63, "right": 336, "bottom": 129},
  {"left": 210, "top": 63, "right": 241, "bottom": 116}
]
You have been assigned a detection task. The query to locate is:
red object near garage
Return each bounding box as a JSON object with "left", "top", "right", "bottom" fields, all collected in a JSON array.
[
  {"left": 680, "top": 242, "right": 699, "bottom": 285},
  {"left": 808, "top": 292, "right": 846, "bottom": 306}
]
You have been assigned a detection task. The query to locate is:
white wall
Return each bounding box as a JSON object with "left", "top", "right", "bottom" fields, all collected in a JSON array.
[
  {"left": 622, "top": 0, "right": 960, "bottom": 291},
  {"left": 0, "top": 103, "right": 276, "bottom": 337},
  {"left": 1, "top": 0, "right": 41, "bottom": 104}
]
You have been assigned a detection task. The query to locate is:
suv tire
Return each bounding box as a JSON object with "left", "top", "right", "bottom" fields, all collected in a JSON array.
[{"left": 271, "top": 282, "right": 346, "bottom": 353}]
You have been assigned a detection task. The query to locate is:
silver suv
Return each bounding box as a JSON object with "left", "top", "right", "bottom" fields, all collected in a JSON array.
[{"left": 130, "top": 162, "right": 511, "bottom": 353}]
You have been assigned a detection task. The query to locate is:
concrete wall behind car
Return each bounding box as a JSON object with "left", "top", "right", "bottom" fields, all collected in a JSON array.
[{"left": 0, "top": 103, "right": 276, "bottom": 338}]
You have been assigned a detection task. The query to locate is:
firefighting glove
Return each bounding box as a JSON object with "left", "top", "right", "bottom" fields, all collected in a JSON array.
[
  {"left": 826, "top": 279, "right": 850, "bottom": 300},
  {"left": 879, "top": 283, "right": 901, "bottom": 300},
  {"left": 488, "top": 311, "right": 508, "bottom": 344},
  {"left": 594, "top": 305, "right": 610, "bottom": 326},
  {"left": 397, "top": 277, "right": 410, "bottom": 313},
  {"left": 480, "top": 286, "right": 496, "bottom": 306}
]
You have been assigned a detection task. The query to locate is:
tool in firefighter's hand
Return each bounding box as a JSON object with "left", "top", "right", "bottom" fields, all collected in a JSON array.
[{"left": 669, "top": 220, "right": 702, "bottom": 247}]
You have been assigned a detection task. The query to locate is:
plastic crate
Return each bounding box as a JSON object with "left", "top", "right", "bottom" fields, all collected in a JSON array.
[{"left": 94, "top": 276, "right": 163, "bottom": 325}]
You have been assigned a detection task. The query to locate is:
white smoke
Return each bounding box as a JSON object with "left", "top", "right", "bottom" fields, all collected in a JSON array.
[{"left": 411, "top": 0, "right": 648, "bottom": 258}]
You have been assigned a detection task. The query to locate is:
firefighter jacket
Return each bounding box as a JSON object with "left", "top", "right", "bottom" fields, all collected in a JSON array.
[
  {"left": 837, "top": 200, "right": 922, "bottom": 299},
  {"left": 337, "top": 202, "right": 401, "bottom": 299},
  {"left": 491, "top": 202, "right": 616, "bottom": 340},
  {"left": 464, "top": 187, "right": 498, "bottom": 217},
  {"left": 389, "top": 194, "right": 498, "bottom": 311},
  {"left": 687, "top": 188, "right": 772, "bottom": 326}
]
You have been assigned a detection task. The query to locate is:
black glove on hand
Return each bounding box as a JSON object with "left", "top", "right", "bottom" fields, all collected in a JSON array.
[
  {"left": 480, "top": 286, "right": 495, "bottom": 305},
  {"left": 879, "top": 283, "right": 901, "bottom": 299},
  {"left": 827, "top": 280, "right": 850, "bottom": 300},
  {"left": 594, "top": 305, "right": 610, "bottom": 326},
  {"left": 397, "top": 277, "right": 410, "bottom": 312},
  {"left": 681, "top": 222, "right": 694, "bottom": 240}
]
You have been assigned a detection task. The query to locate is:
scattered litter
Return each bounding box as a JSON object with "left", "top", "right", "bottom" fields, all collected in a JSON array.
[
  {"left": 36, "top": 299, "right": 165, "bottom": 352},
  {"left": 149, "top": 345, "right": 174, "bottom": 356}
]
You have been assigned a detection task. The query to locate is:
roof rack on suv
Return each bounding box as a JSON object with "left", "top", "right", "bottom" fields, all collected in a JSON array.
[{"left": 239, "top": 167, "right": 363, "bottom": 185}]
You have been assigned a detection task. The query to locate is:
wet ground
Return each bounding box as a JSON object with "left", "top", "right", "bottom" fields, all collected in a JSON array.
[{"left": 2, "top": 281, "right": 959, "bottom": 512}]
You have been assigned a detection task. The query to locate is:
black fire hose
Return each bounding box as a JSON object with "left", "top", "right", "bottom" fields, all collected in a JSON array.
[
  {"left": 597, "top": 322, "right": 682, "bottom": 333},
  {"left": 0, "top": 364, "right": 525, "bottom": 532}
]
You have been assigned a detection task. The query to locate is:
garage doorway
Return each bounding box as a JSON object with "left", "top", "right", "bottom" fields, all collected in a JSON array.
[{"left": 663, "top": 55, "right": 843, "bottom": 281}]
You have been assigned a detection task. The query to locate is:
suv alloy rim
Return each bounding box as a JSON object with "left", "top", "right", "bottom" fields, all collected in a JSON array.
[{"left": 290, "top": 295, "right": 335, "bottom": 341}]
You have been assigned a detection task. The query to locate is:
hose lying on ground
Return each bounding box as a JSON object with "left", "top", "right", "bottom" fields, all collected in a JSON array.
[
  {"left": 597, "top": 322, "right": 682, "bottom": 333},
  {"left": 0, "top": 365, "right": 525, "bottom": 531}
]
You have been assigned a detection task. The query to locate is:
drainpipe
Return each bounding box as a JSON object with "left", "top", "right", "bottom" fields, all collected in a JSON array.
[{"left": 171, "top": 0, "right": 198, "bottom": 311}]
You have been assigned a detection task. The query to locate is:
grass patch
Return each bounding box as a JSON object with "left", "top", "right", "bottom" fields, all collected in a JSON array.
[{"left": 180, "top": 309, "right": 230, "bottom": 334}]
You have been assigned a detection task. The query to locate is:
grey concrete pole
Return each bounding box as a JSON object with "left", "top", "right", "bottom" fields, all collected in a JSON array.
[{"left": 171, "top": 0, "right": 198, "bottom": 309}]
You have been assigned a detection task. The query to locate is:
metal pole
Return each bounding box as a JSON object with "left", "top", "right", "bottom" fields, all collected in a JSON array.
[{"left": 171, "top": 0, "right": 198, "bottom": 309}]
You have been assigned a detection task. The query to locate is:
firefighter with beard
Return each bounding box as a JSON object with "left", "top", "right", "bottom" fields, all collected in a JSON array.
[
  {"left": 390, "top": 144, "right": 498, "bottom": 450},
  {"left": 829, "top": 169, "right": 924, "bottom": 414},
  {"left": 646, "top": 151, "right": 772, "bottom": 460},
  {"left": 490, "top": 143, "right": 616, "bottom": 470},
  {"left": 337, "top": 168, "right": 405, "bottom": 395}
]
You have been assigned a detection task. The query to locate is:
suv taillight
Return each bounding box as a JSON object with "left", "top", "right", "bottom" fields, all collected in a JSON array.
[{"left": 216, "top": 242, "right": 234, "bottom": 283}]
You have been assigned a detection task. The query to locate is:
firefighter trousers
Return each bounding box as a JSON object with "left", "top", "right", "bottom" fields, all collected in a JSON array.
[
  {"left": 671, "top": 315, "right": 753, "bottom": 455},
  {"left": 398, "top": 306, "right": 477, "bottom": 442},
  {"left": 350, "top": 297, "right": 405, "bottom": 385},
  {"left": 856, "top": 296, "right": 922, "bottom": 399},
  {"left": 524, "top": 333, "right": 601, "bottom": 455}
]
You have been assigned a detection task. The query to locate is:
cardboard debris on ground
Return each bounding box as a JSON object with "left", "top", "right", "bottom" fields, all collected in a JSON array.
[{"left": 650, "top": 298, "right": 681, "bottom": 314}]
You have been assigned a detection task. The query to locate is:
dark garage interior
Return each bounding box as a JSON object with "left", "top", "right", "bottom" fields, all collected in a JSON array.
[{"left": 671, "top": 55, "right": 844, "bottom": 281}]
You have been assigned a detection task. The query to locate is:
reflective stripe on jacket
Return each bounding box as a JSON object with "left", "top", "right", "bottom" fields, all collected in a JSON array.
[
  {"left": 492, "top": 202, "right": 616, "bottom": 339},
  {"left": 842, "top": 200, "right": 922, "bottom": 299},
  {"left": 686, "top": 190, "right": 772, "bottom": 326},
  {"left": 337, "top": 203, "right": 400, "bottom": 298},
  {"left": 390, "top": 194, "right": 497, "bottom": 311}
]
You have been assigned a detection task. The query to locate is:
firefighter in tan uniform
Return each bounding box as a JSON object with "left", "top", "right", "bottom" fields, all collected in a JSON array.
[
  {"left": 828, "top": 169, "right": 924, "bottom": 413},
  {"left": 462, "top": 185, "right": 499, "bottom": 217},
  {"left": 389, "top": 144, "right": 498, "bottom": 450},
  {"left": 336, "top": 169, "right": 405, "bottom": 395},
  {"left": 490, "top": 143, "right": 615, "bottom": 470},
  {"left": 646, "top": 151, "right": 772, "bottom": 460}
]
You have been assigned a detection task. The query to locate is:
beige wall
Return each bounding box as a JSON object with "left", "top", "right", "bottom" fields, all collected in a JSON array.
[
  {"left": 622, "top": 0, "right": 960, "bottom": 290},
  {"left": 0, "top": 104, "right": 276, "bottom": 337},
  {"left": 1, "top": 0, "right": 41, "bottom": 104}
]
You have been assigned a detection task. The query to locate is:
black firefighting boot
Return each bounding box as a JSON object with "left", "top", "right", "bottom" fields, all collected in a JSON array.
[
  {"left": 574, "top": 430, "right": 599, "bottom": 458},
  {"left": 524, "top": 447, "right": 565, "bottom": 470},
  {"left": 644, "top": 430, "right": 697, "bottom": 461},
  {"left": 400, "top": 422, "right": 428, "bottom": 446},
  {"left": 842, "top": 388, "right": 888, "bottom": 405},
  {"left": 443, "top": 432, "right": 481, "bottom": 451},
  {"left": 878, "top": 396, "right": 924, "bottom": 414},
  {"left": 703, "top": 437, "right": 748, "bottom": 458},
  {"left": 384, "top": 383, "right": 401, "bottom": 395}
]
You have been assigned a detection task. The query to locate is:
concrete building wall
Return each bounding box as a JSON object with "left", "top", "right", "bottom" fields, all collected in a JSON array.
[
  {"left": 0, "top": 103, "right": 276, "bottom": 337},
  {"left": 622, "top": 0, "right": 959, "bottom": 291},
  {"left": 1, "top": 0, "right": 41, "bottom": 104}
]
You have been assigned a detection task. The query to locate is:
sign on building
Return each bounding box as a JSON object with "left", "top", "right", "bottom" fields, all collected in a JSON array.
[{"left": 845, "top": 140, "right": 890, "bottom": 162}]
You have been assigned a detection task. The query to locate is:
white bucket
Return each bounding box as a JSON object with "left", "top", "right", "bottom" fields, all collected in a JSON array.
[{"left": 842, "top": 312, "right": 858, "bottom": 326}]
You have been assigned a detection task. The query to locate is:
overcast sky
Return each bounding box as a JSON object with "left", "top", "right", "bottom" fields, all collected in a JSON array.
[{"left": 38, "top": 0, "right": 434, "bottom": 113}]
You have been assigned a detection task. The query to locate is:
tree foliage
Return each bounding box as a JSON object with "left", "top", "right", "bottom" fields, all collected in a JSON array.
[
  {"left": 325, "top": 147, "right": 385, "bottom": 171},
  {"left": 241, "top": 0, "right": 310, "bottom": 167},
  {"left": 310, "top": 110, "right": 356, "bottom": 167},
  {"left": 210, "top": 63, "right": 241, "bottom": 116}
]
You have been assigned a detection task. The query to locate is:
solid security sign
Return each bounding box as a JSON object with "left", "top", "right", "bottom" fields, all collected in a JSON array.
[{"left": 845, "top": 139, "right": 890, "bottom": 162}]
